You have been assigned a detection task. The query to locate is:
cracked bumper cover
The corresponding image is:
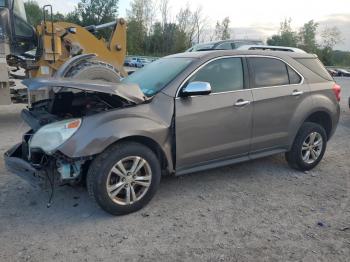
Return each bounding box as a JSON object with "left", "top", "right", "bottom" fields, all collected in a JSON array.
[{"left": 4, "top": 143, "right": 44, "bottom": 188}]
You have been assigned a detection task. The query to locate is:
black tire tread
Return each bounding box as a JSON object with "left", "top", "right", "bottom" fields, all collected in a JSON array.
[
  {"left": 65, "top": 60, "right": 120, "bottom": 81},
  {"left": 285, "top": 122, "right": 327, "bottom": 171}
]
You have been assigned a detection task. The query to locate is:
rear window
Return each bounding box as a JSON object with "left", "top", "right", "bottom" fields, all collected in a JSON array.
[{"left": 295, "top": 58, "right": 332, "bottom": 81}]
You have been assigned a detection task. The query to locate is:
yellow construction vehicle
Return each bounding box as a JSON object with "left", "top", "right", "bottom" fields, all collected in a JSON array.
[{"left": 0, "top": 0, "right": 127, "bottom": 103}]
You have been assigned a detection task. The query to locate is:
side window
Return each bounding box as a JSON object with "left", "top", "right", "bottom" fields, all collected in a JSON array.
[
  {"left": 249, "top": 57, "right": 289, "bottom": 88},
  {"left": 287, "top": 66, "right": 302, "bottom": 84},
  {"left": 187, "top": 58, "right": 244, "bottom": 93},
  {"left": 215, "top": 42, "right": 233, "bottom": 50},
  {"left": 14, "top": 16, "right": 34, "bottom": 37}
]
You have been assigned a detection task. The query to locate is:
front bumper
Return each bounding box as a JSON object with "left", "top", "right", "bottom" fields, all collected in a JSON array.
[{"left": 4, "top": 143, "right": 46, "bottom": 188}]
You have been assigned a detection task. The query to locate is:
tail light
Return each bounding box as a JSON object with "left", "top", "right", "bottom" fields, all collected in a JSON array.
[{"left": 332, "top": 83, "right": 341, "bottom": 102}]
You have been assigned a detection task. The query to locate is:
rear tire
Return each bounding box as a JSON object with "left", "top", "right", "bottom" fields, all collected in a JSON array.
[
  {"left": 285, "top": 122, "right": 327, "bottom": 171},
  {"left": 87, "top": 142, "right": 161, "bottom": 215},
  {"left": 65, "top": 60, "right": 121, "bottom": 82}
]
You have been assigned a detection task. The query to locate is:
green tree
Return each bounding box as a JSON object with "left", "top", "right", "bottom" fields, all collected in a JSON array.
[
  {"left": 321, "top": 26, "right": 342, "bottom": 49},
  {"left": 126, "top": 0, "right": 152, "bottom": 54},
  {"left": 332, "top": 50, "right": 350, "bottom": 67},
  {"left": 127, "top": 19, "right": 146, "bottom": 55},
  {"left": 221, "top": 17, "right": 230, "bottom": 40},
  {"left": 267, "top": 18, "right": 298, "bottom": 47},
  {"left": 24, "top": 0, "right": 42, "bottom": 26},
  {"left": 25, "top": 1, "right": 73, "bottom": 26},
  {"left": 176, "top": 6, "right": 195, "bottom": 47},
  {"left": 298, "top": 20, "right": 318, "bottom": 53},
  {"left": 74, "top": 0, "right": 119, "bottom": 26},
  {"left": 148, "top": 22, "right": 163, "bottom": 55},
  {"left": 64, "top": 11, "right": 81, "bottom": 25},
  {"left": 214, "top": 21, "right": 222, "bottom": 40},
  {"left": 65, "top": 0, "right": 119, "bottom": 39},
  {"left": 318, "top": 26, "right": 342, "bottom": 66},
  {"left": 212, "top": 17, "right": 231, "bottom": 41}
]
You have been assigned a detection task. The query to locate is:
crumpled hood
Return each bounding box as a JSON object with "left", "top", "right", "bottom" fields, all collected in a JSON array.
[{"left": 22, "top": 78, "right": 146, "bottom": 104}]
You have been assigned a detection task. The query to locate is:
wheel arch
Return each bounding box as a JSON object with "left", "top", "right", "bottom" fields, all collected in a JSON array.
[
  {"left": 106, "top": 135, "right": 171, "bottom": 175},
  {"left": 303, "top": 111, "right": 333, "bottom": 139},
  {"left": 289, "top": 109, "right": 334, "bottom": 150}
]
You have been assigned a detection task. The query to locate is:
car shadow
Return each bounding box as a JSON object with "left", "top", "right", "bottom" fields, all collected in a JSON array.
[{"left": 0, "top": 152, "right": 299, "bottom": 226}]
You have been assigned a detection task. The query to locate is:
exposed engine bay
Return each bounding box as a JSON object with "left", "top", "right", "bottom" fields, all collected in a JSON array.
[
  {"left": 23, "top": 88, "right": 133, "bottom": 131},
  {"left": 5, "top": 79, "right": 147, "bottom": 206}
]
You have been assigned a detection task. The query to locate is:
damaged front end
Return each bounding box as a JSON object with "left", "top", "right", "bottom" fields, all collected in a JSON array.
[
  {"left": 4, "top": 134, "right": 87, "bottom": 189},
  {"left": 4, "top": 78, "right": 146, "bottom": 189}
]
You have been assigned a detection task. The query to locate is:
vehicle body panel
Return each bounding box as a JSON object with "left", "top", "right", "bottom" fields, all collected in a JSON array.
[
  {"left": 175, "top": 90, "right": 253, "bottom": 169},
  {"left": 249, "top": 83, "right": 311, "bottom": 152},
  {"left": 57, "top": 92, "right": 175, "bottom": 172},
  {"left": 23, "top": 77, "right": 146, "bottom": 104}
]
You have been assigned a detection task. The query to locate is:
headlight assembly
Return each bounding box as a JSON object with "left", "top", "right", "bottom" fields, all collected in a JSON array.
[{"left": 30, "top": 118, "right": 81, "bottom": 155}]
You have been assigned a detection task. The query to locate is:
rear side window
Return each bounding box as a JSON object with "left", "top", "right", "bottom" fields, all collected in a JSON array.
[
  {"left": 187, "top": 57, "right": 244, "bottom": 93},
  {"left": 249, "top": 57, "right": 289, "bottom": 87},
  {"left": 295, "top": 58, "right": 332, "bottom": 81},
  {"left": 287, "top": 66, "right": 302, "bottom": 84}
]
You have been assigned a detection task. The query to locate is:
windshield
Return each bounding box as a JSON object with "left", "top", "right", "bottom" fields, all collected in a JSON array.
[
  {"left": 13, "top": 0, "right": 27, "bottom": 21},
  {"left": 122, "top": 57, "right": 193, "bottom": 97},
  {"left": 0, "top": 0, "right": 6, "bottom": 7}
]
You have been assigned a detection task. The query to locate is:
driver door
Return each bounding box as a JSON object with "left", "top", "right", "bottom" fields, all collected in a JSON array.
[{"left": 175, "top": 57, "right": 253, "bottom": 170}]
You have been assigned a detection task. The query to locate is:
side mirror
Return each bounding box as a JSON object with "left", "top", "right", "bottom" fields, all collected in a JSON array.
[{"left": 181, "top": 81, "right": 212, "bottom": 97}]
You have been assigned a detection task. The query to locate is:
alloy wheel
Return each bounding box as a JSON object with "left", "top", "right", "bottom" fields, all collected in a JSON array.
[
  {"left": 301, "top": 132, "right": 323, "bottom": 164},
  {"left": 106, "top": 156, "right": 152, "bottom": 205}
]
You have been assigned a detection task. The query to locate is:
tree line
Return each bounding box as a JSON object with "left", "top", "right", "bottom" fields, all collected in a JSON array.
[
  {"left": 267, "top": 18, "right": 346, "bottom": 66},
  {"left": 24, "top": 0, "right": 349, "bottom": 66}
]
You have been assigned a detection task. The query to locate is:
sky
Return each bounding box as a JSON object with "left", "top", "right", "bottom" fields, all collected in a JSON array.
[{"left": 35, "top": 0, "right": 350, "bottom": 51}]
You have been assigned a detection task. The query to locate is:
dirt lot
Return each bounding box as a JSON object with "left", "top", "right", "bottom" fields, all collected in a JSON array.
[{"left": 0, "top": 79, "right": 349, "bottom": 262}]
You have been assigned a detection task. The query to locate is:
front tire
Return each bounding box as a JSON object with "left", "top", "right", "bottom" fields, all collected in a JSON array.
[
  {"left": 286, "top": 122, "right": 327, "bottom": 171},
  {"left": 87, "top": 142, "right": 161, "bottom": 215}
]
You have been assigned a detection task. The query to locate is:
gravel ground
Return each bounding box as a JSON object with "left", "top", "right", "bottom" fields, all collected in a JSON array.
[{"left": 0, "top": 78, "right": 349, "bottom": 262}]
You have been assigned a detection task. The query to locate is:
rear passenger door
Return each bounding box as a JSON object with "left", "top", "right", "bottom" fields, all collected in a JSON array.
[{"left": 247, "top": 57, "right": 309, "bottom": 153}]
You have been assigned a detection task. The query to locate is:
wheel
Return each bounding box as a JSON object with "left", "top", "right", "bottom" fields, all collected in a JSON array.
[
  {"left": 65, "top": 60, "right": 121, "bottom": 82},
  {"left": 285, "top": 122, "right": 327, "bottom": 171},
  {"left": 87, "top": 142, "right": 161, "bottom": 215}
]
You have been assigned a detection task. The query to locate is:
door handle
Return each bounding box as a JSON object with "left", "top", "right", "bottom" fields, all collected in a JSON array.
[
  {"left": 292, "top": 90, "right": 304, "bottom": 96},
  {"left": 234, "top": 100, "right": 251, "bottom": 107}
]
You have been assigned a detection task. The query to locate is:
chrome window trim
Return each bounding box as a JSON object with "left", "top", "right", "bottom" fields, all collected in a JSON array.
[
  {"left": 246, "top": 55, "right": 304, "bottom": 89},
  {"left": 175, "top": 55, "right": 305, "bottom": 98}
]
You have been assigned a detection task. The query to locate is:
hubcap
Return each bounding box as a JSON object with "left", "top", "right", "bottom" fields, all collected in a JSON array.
[
  {"left": 106, "top": 156, "right": 152, "bottom": 205},
  {"left": 301, "top": 132, "right": 323, "bottom": 164}
]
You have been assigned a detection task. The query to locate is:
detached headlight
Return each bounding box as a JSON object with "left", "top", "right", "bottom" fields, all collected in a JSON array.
[{"left": 30, "top": 119, "right": 81, "bottom": 155}]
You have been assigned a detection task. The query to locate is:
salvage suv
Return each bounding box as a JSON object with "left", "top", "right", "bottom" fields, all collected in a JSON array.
[{"left": 5, "top": 50, "right": 340, "bottom": 215}]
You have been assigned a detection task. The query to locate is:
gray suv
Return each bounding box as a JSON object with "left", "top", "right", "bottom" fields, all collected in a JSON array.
[{"left": 5, "top": 50, "right": 340, "bottom": 215}]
